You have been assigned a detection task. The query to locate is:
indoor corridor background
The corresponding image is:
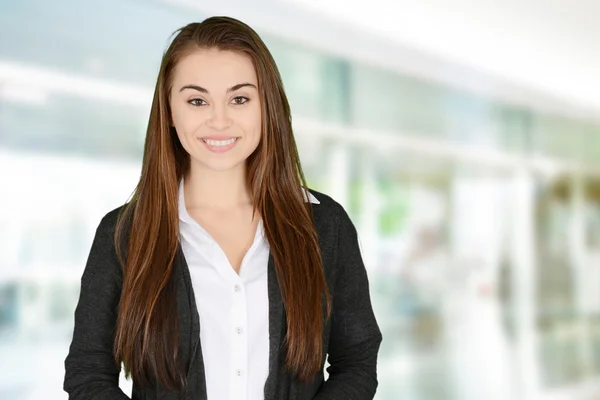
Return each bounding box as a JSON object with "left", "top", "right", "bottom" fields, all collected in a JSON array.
[{"left": 1, "top": 1, "right": 600, "bottom": 399}]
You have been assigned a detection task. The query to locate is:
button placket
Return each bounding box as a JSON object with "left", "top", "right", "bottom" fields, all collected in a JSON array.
[{"left": 230, "top": 279, "right": 248, "bottom": 399}]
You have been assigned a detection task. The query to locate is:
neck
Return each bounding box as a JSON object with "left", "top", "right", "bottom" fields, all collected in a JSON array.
[{"left": 184, "top": 161, "right": 252, "bottom": 210}]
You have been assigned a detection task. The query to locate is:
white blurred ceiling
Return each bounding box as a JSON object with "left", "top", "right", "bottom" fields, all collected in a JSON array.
[{"left": 285, "top": 0, "right": 600, "bottom": 115}]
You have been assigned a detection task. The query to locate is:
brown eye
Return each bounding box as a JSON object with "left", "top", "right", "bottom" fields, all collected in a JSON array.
[
  {"left": 231, "top": 96, "right": 249, "bottom": 105},
  {"left": 188, "top": 98, "right": 207, "bottom": 107}
]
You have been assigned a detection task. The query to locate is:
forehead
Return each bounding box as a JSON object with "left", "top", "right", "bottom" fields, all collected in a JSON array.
[{"left": 172, "top": 49, "right": 258, "bottom": 89}]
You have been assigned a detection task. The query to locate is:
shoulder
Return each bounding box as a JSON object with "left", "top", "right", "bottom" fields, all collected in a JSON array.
[
  {"left": 84, "top": 204, "right": 134, "bottom": 268},
  {"left": 92, "top": 203, "right": 133, "bottom": 251},
  {"left": 306, "top": 189, "right": 363, "bottom": 283},
  {"left": 306, "top": 188, "right": 354, "bottom": 229},
  {"left": 97, "top": 204, "right": 129, "bottom": 232}
]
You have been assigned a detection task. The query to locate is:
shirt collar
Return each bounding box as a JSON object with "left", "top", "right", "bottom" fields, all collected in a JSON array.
[{"left": 303, "top": 189, "right": 321, "bottom": 205}]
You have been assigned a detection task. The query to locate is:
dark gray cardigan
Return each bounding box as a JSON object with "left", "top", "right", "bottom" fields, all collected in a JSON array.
[{"left": 64, "top": 190, "right": 382, "bottom": 399}]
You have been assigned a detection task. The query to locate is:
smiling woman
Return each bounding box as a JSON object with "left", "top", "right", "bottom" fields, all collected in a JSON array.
[{"left": 63, "top": 16, "right": 382, "bottom": 400}]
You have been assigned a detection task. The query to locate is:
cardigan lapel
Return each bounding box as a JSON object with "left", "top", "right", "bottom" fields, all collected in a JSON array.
[
  {"left": 263, "top": 252, "right": 286, "bottom": 400},
  {"left": 176, "top": 245, "right": 207, "bottom": 399}
]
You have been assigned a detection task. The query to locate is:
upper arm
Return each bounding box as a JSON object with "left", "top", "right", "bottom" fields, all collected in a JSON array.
[
  {"left": 328, "top": 205, "right": 382, "bottom": 365},
  {"left": 64, "top": 212, "right": 130, "bottom": 399}
]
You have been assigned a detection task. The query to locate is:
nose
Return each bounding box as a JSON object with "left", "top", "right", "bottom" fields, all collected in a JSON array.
[{"left": 206, "top": 103, "right": 232, "bottom": 131}]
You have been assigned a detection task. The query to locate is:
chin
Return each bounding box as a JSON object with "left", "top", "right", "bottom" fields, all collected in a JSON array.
[{"left": 196, "top": 157, "right": 246, "bottom": 172}]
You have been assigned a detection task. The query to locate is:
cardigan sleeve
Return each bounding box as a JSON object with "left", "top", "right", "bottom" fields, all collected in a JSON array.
[
  {"left": 313, "top": 205, "right": 383, "bottom": 400},
  {"left": 63, "top": 211, "right": 131, "bottom": 399}
]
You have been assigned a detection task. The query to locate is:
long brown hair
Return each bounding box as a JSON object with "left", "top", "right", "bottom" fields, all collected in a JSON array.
[{"left": 113, "top": 16, "right": 332, "bottom": 391}]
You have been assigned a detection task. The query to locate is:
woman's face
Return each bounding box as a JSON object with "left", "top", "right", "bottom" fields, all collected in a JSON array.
[{"left": 169, "top": 48, "right": 262, "bottom": 172}]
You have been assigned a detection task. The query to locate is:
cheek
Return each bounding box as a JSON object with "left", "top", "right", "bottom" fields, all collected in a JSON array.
[
  {"left": 170, "top": 109, "right": 197, "bottom": 153},
  {"left": 244, "top": 106, "right": 262, "bottom": 138},
  {"left": 249, "top": 117, "right": 262, "bottom": 137},
  {"left": 171, "top": 106, "right": 202, "bottom": 136},
  {"left": 242, "top": 120, "right": 261, "bottom": 148}
]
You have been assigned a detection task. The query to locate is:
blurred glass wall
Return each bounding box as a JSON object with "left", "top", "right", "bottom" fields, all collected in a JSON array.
[{"left": 1, "top": 1, "right": 600, "bottom": 399}]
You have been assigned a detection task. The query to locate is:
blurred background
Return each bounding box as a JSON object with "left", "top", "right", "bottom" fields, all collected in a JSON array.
[{"left": 1, "top": 0, "right": 600, "bottom": 399}]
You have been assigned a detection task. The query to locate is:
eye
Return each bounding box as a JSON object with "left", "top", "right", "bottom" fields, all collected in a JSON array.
[
  {"left": 231, "top": 96, "right": 249, "bottom": 105},
  {"left": 188, "top": 98, "right": 207, "bottom": 107}
]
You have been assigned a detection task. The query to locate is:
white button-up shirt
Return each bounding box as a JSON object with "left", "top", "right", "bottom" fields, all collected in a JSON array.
[{"left": 178, "top": 181, "right": 319, "bottom": 400}]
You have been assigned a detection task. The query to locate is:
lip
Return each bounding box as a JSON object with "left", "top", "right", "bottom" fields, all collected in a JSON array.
[{"left": 198, "top": 136, "right": 239, "bottom": 153}]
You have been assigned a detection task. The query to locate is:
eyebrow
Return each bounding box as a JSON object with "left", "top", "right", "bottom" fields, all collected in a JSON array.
[{"left": 179, "top": 82, "right": 257, "bottom": 93}]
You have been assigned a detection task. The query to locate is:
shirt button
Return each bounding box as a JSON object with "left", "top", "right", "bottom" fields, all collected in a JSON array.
[
  {"left": 236, "top": 327, "right": 243, "bottom": 334},
  {"left": 236, "top": 369, "right": 242, "bottom": 377},
  {"left": 234, "top": 284, "right": 241, "bottom": 292}
]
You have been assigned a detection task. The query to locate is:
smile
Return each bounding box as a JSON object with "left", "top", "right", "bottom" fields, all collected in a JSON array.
[
  {"left": 199, "top": 137, "right": 240, "bottom": 153},
  {"left": 201, "top": 137, "right": 238, "bottom": 146}
]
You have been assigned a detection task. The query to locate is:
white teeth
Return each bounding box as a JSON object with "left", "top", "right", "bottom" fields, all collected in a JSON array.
[{"left": 203, "top": 138, "right": 237, "bottom": 146}]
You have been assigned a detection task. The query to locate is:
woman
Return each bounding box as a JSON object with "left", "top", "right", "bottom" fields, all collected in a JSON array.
[{"left": 64, "top": 16, "right": 382, "bottom": 400}]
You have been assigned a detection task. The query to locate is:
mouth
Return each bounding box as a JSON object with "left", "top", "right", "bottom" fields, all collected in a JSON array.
[
  {"left": 199, "top": 136, "right": 240, "bottom": 153},
  {"left": 200, "top": 137, "right": 239, "bottom": 147}
]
